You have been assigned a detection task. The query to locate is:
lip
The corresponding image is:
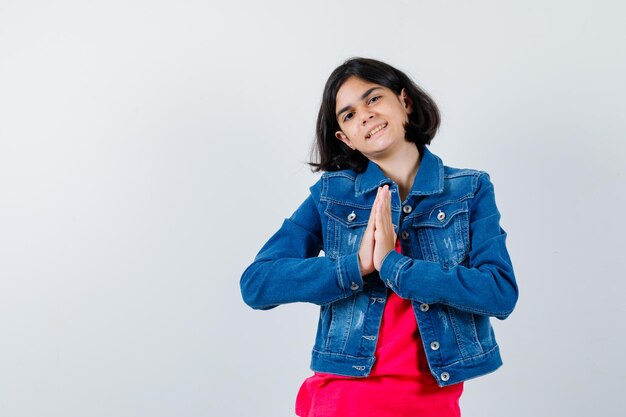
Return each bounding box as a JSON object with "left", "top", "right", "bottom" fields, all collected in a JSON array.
[{"left": 365, "top": 122, "right": 387, "bottom": 140}]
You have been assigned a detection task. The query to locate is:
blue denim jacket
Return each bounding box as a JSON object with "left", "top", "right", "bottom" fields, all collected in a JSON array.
[{"left": 240, "top": 146, "right": 518, "bottom": 387}]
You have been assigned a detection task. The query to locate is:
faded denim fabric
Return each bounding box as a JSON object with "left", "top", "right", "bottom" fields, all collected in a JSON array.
[{"left": 240, "top": 146, "right": 518, "bottom": 387}]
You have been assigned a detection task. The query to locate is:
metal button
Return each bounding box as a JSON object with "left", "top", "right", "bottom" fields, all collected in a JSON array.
[
  {"left": 401, "top": 230, "right": 409, "bottom": 240},
  {"left": 350, "top": 282, "right": 359, "bottom": 290},
  {"left": 347, "top": 211, "right": 356, "bottom": 222},
  {"left": 437, "top": 210, "right": 446, "bottom": 221},
  {"left": 419, "top": 303, "right": 429, "bottom": 312},
  {"left": 386, "top": 279, "right": 393, "bottom": 288},
  {"left": 430, "top": 341, "right": 440, "bottom": 351},
  {"left": 402, "top": 204, "right": 413, "bottom": 214},
  {"left": 441, "top": 372, "right": 450, "bottom": 381}
]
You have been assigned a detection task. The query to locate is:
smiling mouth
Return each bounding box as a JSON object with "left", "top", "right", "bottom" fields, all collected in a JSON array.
[{"left": 366, "top": 123, "right": 387, "bottom": 139}]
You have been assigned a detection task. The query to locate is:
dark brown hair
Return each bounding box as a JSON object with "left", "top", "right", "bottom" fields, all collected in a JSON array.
[{"left": 309, "top": 57, "right": 440, "bottom": 173}]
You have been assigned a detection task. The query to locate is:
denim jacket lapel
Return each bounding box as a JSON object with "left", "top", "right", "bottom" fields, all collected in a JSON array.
[{"left": 354, "top": 146, "right": 445, "bottom": 197}]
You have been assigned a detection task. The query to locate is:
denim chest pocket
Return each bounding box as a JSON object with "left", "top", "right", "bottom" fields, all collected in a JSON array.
[
  {"left": 411, "top": 200, "right": 470, "bottom": 269},
  {"left": 324, "top": 202, "right": 372, "bottom": 258}
]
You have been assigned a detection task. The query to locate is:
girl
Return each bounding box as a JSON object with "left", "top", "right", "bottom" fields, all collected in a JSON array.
[{"left": 240, "top": 57, "right": 518, "bottom": 416}]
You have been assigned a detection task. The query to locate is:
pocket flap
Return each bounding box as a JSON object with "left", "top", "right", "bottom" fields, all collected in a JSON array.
[
  {"left": 325, "top": 202, "right": 372, "bottom": 228},
  {"left": 412, "top": 200, "right": 468, "bottom": 229}
]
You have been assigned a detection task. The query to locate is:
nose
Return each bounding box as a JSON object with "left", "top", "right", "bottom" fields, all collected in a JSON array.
[{"left": 361, "top": 113, "right": 374, "bottom": 126}]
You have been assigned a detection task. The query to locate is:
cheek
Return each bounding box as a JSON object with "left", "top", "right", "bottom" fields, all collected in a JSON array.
[
  {"left": 346, "top": 128, "right": 360, "bottom": 141},
  {"left": 396, "top": 112, "right": 410, "bottom": 129}
]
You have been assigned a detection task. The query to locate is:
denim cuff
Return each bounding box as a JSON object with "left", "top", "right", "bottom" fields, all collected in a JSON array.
[
  {"left": 379, "top": 250, "right": 411, "bottom": 290},
  {"left": 337, "top": 252, "right": 364, "bottom": 294}
]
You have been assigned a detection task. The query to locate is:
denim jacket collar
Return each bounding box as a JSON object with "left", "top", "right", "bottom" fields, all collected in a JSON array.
[{"left": 355, "top": 145, "right": 445, "bottom": 197}]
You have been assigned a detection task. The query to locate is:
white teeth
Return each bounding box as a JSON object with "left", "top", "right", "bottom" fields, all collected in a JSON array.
[{"left": 367, "top": 123, "right": 387, "bottom": 138}]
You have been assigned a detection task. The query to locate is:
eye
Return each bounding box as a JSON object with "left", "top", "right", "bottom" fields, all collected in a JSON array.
[
  {"left": 368, "top": 95, "right": 382, "bottom": 104},
  {"left": 343, "top": 112, "right": 354, "bottom": 122}
]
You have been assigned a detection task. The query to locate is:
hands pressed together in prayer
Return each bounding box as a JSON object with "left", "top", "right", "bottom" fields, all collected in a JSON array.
[{"left": 358, "top": 185, "right": 398, "bottom": 276}]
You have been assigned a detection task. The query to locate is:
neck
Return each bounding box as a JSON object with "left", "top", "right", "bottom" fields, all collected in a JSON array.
[{"left": 372, "top": 142, "right": 421, "bottom": 202}]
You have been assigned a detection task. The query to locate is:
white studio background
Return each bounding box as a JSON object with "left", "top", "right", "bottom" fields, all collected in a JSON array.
[{"left": 1, "top": 1, "right": 624, "bottom": 416}]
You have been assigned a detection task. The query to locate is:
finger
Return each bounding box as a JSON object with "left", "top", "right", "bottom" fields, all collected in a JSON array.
[
  {"left": 383, "top": 186, "right": 391, "bottom": 219},
  {"left": 384, "top": 188, "right": 393, "bottom": 233},
  {"left": 387, "top": 189, "right": 397, "bottom": 239},
  {"left": 377, "top": 197, "right": 386, "bottom": 232}
]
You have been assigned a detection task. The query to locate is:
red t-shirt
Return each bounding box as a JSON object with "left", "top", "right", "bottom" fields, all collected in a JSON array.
[{"left": 295, "top": 240, "right": 463, "bottom": 417}]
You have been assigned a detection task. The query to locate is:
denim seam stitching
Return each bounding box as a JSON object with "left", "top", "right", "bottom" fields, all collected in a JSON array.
[
  {"left": 444, "top": 300, "right": 511, "bottom": 317},
  {"left": 445, "top": 169, "right": 481, "bottom": 179},
  {"left": 321, "top": 198, "right": 372, "bottom": 208},
  {"left": 311, "top": 349, "right": 374, "bottom": 360},
  {"left": 337, "top": 256, "right": 345, "bottom": 291},
  {"left": 448, "top": 306, "right": 470, "bottom": 358},
  {"left": 356, "top": 178, "right": 395, "bottom": 196},
  {"left": 339, "top": 296, "right": 356, "bottom": 352},
  {"left": 437, "top": 344, "right": 500, "bottom": 368},
  {"left": 324, "top": 171, "right": 356, "bottom": 180},
  {"left": 326, "top": 213, "right": 369, "bottom": 228},
  {"left": 394, "top": 256, "right": 411, "bottom": 288},
  {"left": 409, "top": 196, "right": 471, "bottom": 219},
  {"left": 469, "top": 312, "right": 484, "bottom": 353}
]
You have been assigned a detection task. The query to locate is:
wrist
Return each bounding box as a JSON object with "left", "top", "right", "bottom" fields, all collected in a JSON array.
[{"left": 358, "top": 254, "right": 373, "bottom": 276}]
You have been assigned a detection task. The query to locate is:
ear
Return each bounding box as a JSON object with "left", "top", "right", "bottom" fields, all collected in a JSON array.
[
  {"left": 400, "top": 88, "right": 414, "bottom": 114},
  {"left": 335, "top": 131, "right": 354, "bottom": 150}
]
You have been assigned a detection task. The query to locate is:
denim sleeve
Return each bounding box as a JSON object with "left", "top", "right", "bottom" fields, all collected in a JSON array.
[
  {"left": 240, "top": 182, "right": 364, "bottom": 310},
  {"left": 379, "top": 172, "right": 519, "bottom": 319}
]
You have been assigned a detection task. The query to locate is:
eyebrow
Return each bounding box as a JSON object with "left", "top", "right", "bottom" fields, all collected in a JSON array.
[{"left": 336, "top": 87, "right": 383, "bottom": 118}]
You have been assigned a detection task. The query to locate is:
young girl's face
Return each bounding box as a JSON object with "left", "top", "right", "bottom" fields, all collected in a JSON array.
[{"left": 334, "top": 76, "right": 413, "bottom": 161}]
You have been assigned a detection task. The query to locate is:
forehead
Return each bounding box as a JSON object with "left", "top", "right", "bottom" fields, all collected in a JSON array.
[{"left": 335, "top": 77, "right": 389, "bottom": 109}]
